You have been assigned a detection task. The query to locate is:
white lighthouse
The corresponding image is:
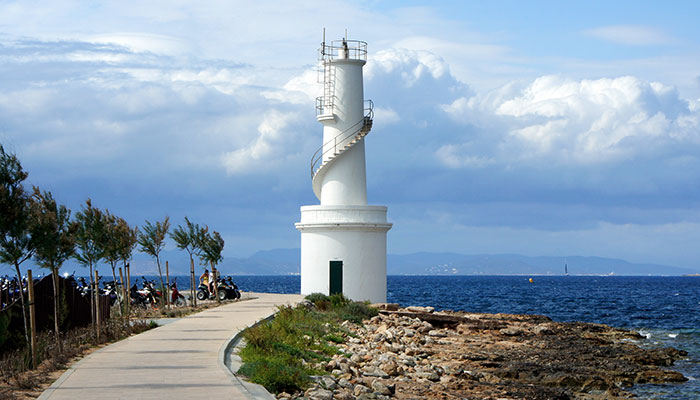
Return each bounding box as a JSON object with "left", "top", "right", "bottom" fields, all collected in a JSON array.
[{"left": 296, "top": 36, "right": 391, "bottom": 303}]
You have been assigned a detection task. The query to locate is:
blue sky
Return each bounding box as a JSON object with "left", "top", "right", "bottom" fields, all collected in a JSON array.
[{"left": 1, "top": 1, "right": 699, "bottom": 273}]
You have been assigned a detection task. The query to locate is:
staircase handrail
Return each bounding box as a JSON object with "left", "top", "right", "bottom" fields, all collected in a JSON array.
[{"left": 310, "top": 100, "right": 373, "bottom": 178}]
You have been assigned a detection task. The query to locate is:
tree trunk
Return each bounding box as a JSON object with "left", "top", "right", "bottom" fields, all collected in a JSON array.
[
  {"left": 52, "top": 268, "right": 61, "bottom": 350},
  {"left": 189, "top": 256, "right": 196, "bottom": 307},
  {"left": 211, "top": 261, "right": 219, "bottom": 303},
  {"left": 110, "top": 262, "right": 122, "bottom": 316},
  {"left": 13, "top": 262, "right": 29, "bottom": 346},
  {"left": 88, "top": 263, "right": 95, "bottom": 329}
]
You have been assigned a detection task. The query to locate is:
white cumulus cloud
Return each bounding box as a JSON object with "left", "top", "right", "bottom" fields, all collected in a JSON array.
[
  {"left": 441, "top": 75, "right": 700, "bottom": 166},
  {"left": 221, "top": 110, "right": 303, "bottom": 175}
]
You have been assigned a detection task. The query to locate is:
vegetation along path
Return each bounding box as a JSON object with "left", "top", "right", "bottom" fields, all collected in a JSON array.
[{"left": 38, "top": 293, "right": 304, "bottom": 399}]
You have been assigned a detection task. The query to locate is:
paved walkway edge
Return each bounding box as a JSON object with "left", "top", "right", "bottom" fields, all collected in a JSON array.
[
  {"left": 37, "top": 334, "right": 135, "bottom": 400},
  {"left": 220, "top": 314, "right": 277, "bottom": 400},
  {"left": 38, "top": 299, "right": 283, "bottom": 400}
]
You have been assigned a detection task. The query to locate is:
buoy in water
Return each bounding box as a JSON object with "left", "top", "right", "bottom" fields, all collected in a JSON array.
[{"left": 528, "top": 278, "right": 534, "bottom": 283}]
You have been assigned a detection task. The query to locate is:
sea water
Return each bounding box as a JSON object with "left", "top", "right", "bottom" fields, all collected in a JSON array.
[{"left": 157, "top": 275, "right": 700, "bottom": 398}]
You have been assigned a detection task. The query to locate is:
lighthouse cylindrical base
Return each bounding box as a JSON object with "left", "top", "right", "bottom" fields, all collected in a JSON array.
[{"left": 296, "top": 205, "right": 391, "bottom": 303}]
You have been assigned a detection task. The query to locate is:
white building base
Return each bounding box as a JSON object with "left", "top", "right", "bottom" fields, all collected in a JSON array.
[{"left": 296, "top": 205, "right": 392, "bottom": 303}]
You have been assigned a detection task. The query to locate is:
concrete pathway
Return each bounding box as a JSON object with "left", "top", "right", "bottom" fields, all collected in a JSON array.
[{"left": 39, "top": 293, "right": 305, "bottom": 400}]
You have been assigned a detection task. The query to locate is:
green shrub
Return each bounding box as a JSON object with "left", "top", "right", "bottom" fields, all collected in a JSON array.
[
  {"left": 329, "top": 293, "right": 350, "bottom": 307},
  {"left": 237, "top": 358, "right": 310, "bottom": 393},
  {"left": 323, "top": 333, "right": 344, "bottom": 344},
  {"left": 335, "top": 301, "right": 378, "bottom": 324},
  {"left": 238, "top": 297, "right": 379, "bottom": 394},
  {"left": 305, "top": 292, "right": 329, "bottom": 305}
]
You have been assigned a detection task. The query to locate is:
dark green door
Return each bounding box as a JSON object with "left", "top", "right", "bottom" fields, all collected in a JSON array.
[{"left": 329, "top": 260, "right": 343, "bottom": 295}]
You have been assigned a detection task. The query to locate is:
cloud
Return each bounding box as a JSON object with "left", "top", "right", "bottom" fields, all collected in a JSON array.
[
  {"left": 221, "top": 110, "right": 304, "bottom": 174},
  {"left": 441, "top": 75, "right": 700, "bottom": 167},
  {"left": 584, "top": 25, "right": 674, "bottom": 46}
]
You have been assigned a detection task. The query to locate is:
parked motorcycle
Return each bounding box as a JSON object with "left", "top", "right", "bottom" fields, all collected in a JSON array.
[
  {"left": 222, "top": 276, "right": 241, "bottom": 300},
  {"left": 102, "top": 280, "right": 122, "bottom": 306},
  {"left": 170, "top": 279, "right": 186, "bottom": 306},
  {"left": 140, "top": 277, "right": 162, "bottom": 307},
  {"left": 196, "top": 281, "right": 212, "bottom": 301},
  {"left": 130, "top": 281, "right": 150, "bottom": 307}
]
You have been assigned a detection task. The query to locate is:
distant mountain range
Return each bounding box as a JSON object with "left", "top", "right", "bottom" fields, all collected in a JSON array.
[
  {"left": 106, "top": 248, "right": 696, "bottom": 276},
  {"left": 182, "top": 249, "right": 696, "bottom": 276}
]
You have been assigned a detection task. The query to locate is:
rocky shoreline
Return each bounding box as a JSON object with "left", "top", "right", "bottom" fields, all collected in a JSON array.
[{"left": 280, "top": 304, "right": 688, "bottom": 400}]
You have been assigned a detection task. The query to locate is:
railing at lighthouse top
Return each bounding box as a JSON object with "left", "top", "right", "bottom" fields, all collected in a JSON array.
[
  {"left": 316, "top": 39, "right": 368, "bottom": 117},
  {"left": 319, "top": 39, "right": 368, "bottom": 62},
  {"left": 310, "top": 99, "right": 373, "bottom": 179}
]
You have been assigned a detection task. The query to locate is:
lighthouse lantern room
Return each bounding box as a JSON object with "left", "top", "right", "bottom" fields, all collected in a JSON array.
[{"left": 296, "top": 34, "right": 391, "bottom": 303}]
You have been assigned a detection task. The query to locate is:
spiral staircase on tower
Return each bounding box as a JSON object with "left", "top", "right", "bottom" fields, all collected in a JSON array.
[{"left": 310, "top": 100, "right": 373, "bottom": 200}]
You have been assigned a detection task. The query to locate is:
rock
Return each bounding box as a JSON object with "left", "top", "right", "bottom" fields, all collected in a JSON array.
[
  {"left": 326, "top": 360, "right": 338, "bottom": 371},
  {"left": 305, "top": 388, "right": 333, "bottom": 400},
  {"left": 356, "top": 394, "right": 377, "bottom": 400},
  {"left": 411, "top": 371, "right": 440, "bottom": 381},
  {"left": 371, "top": 333, "right": 385, "bottom": 343},
  {"left": 531, "top": 323, "right": 554, "bottom": 335},
  {"left": 362, "top": 366, "right": 389, "bottom": 378},
  {"left": 319, "top": 375, "right": 338, "bottom": 390},
  {"left": 337, "top": 378, "right": 353, "bottom": 389},
  {"left": 371, "top": 380, "right": 394, "bottom": 395},
  {"left": 332, "top": 390, "right": 354, "bottom": 400},
  {"left": 428, "top": 329, "right": 447, "bottom": 338},
  {"left": 500, "top": 327, "right": 525, "bottom": 336},
  {"left": 353, "top": 384, "right": 372, "bottom": 396},
  {"left": 406, "top": 306, "right": 435, "bottom": 313},
  {"left": 477, "top": 372, "right": 502, "bottom": 384},
  {"left": 298, "top": 299, "right": 314, "bottom": 309},
  {"left": 277, "top": 392, "right": 291, "bottom": 399},
  {"left": 371, "top": 303, "right": 399, "bottom": 311},
  {"left": 635, "top": 369, "right": 688, "bottom": 384},
  {"left": 379, "top": 361, "right": 399, "bottom": 377}
]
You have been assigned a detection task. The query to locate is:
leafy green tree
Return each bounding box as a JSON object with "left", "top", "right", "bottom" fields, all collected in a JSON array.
[
  {"left": 102, "top": 211, "right": 123, "bottom": 312},
  {"left": 0, "top": 144, "right": 35, "bottom": 345},
  {"left": 198, "top": 230, "right": 224, "bottom": 301},
  {"left": 199, "top": 230, "right": 224, "bottom": 268},
  {"left": 116, "top": 218, "right": 138, "bottom": 276},
  {"left": 30, "top": 188, "right": 77, "bottom": 345},
  {"left": 171, "top": 217, "right": 205, "bottom": 303},
  {"left": 74, "top": 199, "right": 106, "bottom": 324},
  {"left": 137, "top": 217, "right": 170, "bottom": 306}
]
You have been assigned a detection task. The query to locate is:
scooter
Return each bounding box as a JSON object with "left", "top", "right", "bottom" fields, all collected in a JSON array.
[
  {"left": 136, "top": 277, "right": 162, "bottom": 307},
  {"left": 196, "top": 278, "right": 229, "bottom": 301},
  {"left": 222, "top": 277, "right": 241, "bottom": 300},
  {"left": 102, "top": 280, "right": 121, "bottom": 306},
  {"left": 170, "top": 279, "right": 186, "bottom": 306},
  {"left": 130, "top": 281, "right": 150, "bottom": 308}
]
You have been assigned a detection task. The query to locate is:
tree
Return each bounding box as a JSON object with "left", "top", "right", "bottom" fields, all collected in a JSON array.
[
  {"left": 198, "top": 230, "right": 224, "bottom": 301},
  {"left": 199, "top": 230, "right": 224, "bottom": 267},
  {"left": 171, "top": 217, "right": 205, "bottom": 304},
  {"left": 0, "top": 144, "right": 35, "bottom": 345},
  {"left": 31, "top": 188, "right": 77, "bottom": 346},
  {"left": 115, "top": 218, "right": 138, "bottom": 275},
  {"left": 74, "top": 199, "right": 106, "bottom": 325},
  {"left": 137, "top": 217, "right": 170, "bottom": 306},
  {"left": 102, "top": 211, "right": 122, "bottom": 313}
]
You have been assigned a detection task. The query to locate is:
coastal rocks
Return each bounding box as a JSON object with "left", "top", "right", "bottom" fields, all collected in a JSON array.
[{"left": 287, "top": 308, "right": 687, "bottom": 400}]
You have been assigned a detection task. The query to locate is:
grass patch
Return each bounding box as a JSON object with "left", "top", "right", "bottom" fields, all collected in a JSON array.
[{"left": 237, "top": 293, "right": 378, "bottom": 394}]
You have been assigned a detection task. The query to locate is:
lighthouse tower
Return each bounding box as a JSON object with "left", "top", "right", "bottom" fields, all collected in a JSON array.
[{"left": 296, "top": 36, "right": 391, "bottom": 303}]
